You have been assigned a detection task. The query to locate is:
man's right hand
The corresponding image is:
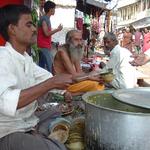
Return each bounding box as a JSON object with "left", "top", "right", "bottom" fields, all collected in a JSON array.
[
  {"left": 57, "top": 24, "right": 63, "bottom": 31},
  {"left": 130, "top": 53, "right": 150, "bottom": 66},
  {"left": 51, "top": 74, "right": 73, "bottom": 89}
]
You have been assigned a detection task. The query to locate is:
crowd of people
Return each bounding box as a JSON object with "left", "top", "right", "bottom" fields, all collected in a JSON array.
[
  {"left": 0, "top": 1, "right": 150, "bottom": 150},
  {"left": 116, "top": 26, "right": 150, "bottom": 54}
]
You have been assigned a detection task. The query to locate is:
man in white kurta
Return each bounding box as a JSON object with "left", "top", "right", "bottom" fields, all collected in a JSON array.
[
  {"left": 0, "top": 4, "right": 72, "bottom": 150},
  {"left": 102, "top": 32, "right": 137, "bottom": 89},
  {"left": 0, "top": 42, "right": 69, "bottom": 150},
  {"left": 0, "top": 42, "right": 51, "bottom": 137}
]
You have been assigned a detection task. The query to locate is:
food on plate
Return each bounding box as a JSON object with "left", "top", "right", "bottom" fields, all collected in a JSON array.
[
  {"left": 100, "top": 69, "right": 114, "bottom": 83},
  {"left": 101, "top": 72, "right": 114, "bottom": 83}
]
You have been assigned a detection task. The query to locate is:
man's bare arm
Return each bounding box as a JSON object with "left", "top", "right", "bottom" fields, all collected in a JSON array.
[
  {"left": 74, "top": 61, "right": 83, "bottom": 73},
  {"left": 18, "top": 74, "right": 72, "bottom": 109},
  {"left": 130, "top": 53, "right": 150, "bottom": 66},
  {"left": 42, "top": 21, "right": 62, "bottom": 37}
]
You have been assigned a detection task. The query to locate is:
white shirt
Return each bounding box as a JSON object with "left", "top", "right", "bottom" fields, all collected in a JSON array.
[
  {"left": 103, "top": 45, "right": 137, "bottom": 89},
  {"left": 0, "top": 42, "right": 62, "bottom": 138}
]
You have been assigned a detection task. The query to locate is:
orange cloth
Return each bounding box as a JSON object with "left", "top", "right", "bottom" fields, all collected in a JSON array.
[{"left": 67, "top": 80, "right": 104, "bottom": 93}]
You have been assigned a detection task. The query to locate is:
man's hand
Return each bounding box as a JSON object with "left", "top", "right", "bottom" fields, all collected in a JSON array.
[
  {"left": 88, "top": 75, "right": 104, "bottom": 84},
  {"left": 51, "top": 74, "right": 72, "bottom": 89},
  {"left": 88, "top": 71, "right": 104, "bottom": 83},
  {"left": 130, "top": 52, "right": 150, "bottom": 66},
  {"left": 57, "top": 24, "right": 63, "bottom": 31}
]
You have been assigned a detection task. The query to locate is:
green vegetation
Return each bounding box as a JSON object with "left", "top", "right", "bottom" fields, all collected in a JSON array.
[{"left": 31, "top": 0, "right": 40, "bottom": 63}]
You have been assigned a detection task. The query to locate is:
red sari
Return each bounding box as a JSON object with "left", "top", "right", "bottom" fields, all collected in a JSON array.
[{"left": 142, "top": 32, "right": 150, "bottom": 52}]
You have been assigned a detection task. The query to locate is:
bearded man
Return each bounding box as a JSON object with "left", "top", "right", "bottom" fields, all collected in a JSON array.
[{"left": 54, "top": 30, "right": 104, "bottom": 94}]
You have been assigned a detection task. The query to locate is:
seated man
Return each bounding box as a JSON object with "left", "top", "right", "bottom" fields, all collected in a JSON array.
[
  {"left": 54, "top": 30, "right": 104, "bottom": 94},
  {"left": 0, "top": 4, "right": 73, "bottom": 150},
  {"left": 100, "top": 32, "right": 137, "bottom": 89}
]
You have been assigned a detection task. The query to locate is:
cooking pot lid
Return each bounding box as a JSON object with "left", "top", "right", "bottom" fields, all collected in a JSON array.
[{"left": 112, "top": 88, "right": 150, "bottom": 109}]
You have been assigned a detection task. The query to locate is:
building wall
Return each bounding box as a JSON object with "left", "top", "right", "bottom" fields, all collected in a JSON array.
[
  {"left": 51, "top": 7, "right": 76, "bottom": 44},
  {"left": 51, "top": 7, "right": 75, "bottom": 29},
  {"left": 117, "top": 0, "right": 150, "bottom": 28},
  {"left": 50, "top": 0, "right": 76, "bottom": 44}
]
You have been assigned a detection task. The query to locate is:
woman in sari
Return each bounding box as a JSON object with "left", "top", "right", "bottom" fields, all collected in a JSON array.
[
  {"left": 142, "top": 28, "right": 150, "bottom": 52},
  {"left": 122, "top": 27, "right": 133, "bottom": 53}
]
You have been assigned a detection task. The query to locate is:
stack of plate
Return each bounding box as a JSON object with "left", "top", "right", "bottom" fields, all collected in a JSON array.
[
  {"left": 48, "top": 118, "right": 71, "bottom": 143},
  {"left": 66, "top": 117, "right": 85, "bottom": 150}
]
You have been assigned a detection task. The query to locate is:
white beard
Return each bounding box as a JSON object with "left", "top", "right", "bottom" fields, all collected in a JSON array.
[{"left": 67, "top": 43, "right": 84, "bottom": 63}]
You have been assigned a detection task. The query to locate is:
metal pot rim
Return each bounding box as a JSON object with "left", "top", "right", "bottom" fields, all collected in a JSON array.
[{"left": 82, "top": 90, "right": 150, "bottom": 115}]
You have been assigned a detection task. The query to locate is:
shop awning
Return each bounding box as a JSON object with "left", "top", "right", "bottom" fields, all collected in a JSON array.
[
  {"left": 132, "top": 17, "right": 150, "bottom": 29},
  {"left": 86, "top": 0, "right": 107, "bottom": 9},
  {"left": 52, "top": 0, "right": 76, "bottom": 7}
]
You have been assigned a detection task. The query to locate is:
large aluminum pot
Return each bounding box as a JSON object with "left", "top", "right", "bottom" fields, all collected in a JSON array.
[{"left": 82, "top": 90, "right": 150, "bottom": 150}]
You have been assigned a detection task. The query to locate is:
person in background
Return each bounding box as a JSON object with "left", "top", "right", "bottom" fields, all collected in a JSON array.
[
  {"left": 0, "top": 4, "right": 73, "bottom": 150},
  {"left": 82, "top": 23, "right": 90, "bottom": 57},
  {"left": 133, "top": 28, "right": 143, "bottom": 54},
  {"left": 142, "top": 27, "right": 150, "bottom": 52},
  {"left": 54, "top": 30, "right": 104, "bottom": 95},
  {"left": 100, "top": 32, "right": 137, "bottom": 89},
  {"left": 82, "top": 23, "right": 90, "bottom": 43},
  {"left": 37, "top": 1, "right": 63, "bottom": 73},
  {"left": 99, "top": 28, "right": 105, "bottom": 46},
  {"left": 39, "top": 0, "right": 46, "bottom": 17},
  {"left": 117, "top": 30, "right": 123, "bottom": 46},
  {"left": 122, "top": 27, "right": 134, "bottom": 53}
]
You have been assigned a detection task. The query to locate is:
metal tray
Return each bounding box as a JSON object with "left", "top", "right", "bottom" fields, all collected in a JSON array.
[{"left": 112, "top": 87, "right": 150, "bottom": 109}]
